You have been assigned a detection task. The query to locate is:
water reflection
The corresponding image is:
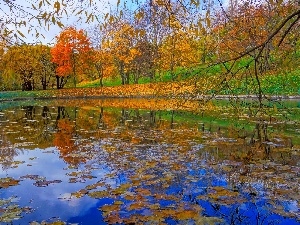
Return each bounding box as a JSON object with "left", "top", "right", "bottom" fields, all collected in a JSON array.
[{"left": 0, "top": 102, "right": 299, "bottom": 224}]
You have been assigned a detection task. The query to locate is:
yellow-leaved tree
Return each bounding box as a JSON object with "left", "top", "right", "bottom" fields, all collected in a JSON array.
[
  {"left": 1, "top": 44, "right": 54, "bottom": 91},
  {"left": 102, "top": 21, "right": 141, "bottom": 85}
]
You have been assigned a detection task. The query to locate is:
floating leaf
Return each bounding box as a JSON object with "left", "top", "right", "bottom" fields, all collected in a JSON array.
[
  {"left": 174, "top": 210, "right": 199, "bottom": 220},
  {"left": 127, "top": 202, "right": 146, "bottom": 211},
  {"left": 0, "top": 177, "right": 20, "bottom": 188},
  {"left": 88, "top": 190, "right": 109, "bottom": 199}
]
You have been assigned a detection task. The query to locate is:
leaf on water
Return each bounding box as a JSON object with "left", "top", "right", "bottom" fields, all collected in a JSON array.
[
  {"left": 221, "top": 165, "right": 233, "bottom": 172},
  {"left": 33, "top": 179, "right": 62, "bottom": 187},
  {"left": 0, "top": 177, "right": 20, "bottom": 188},
  {"left": 123, "top": 191, "right": 136, "bottom": 201},
  {"left": 140, "top": 174, "right": 156, "bottom": 181},
  {"left": 131, "top": 178, "right": 141, "bottom": 186},
  {"left": 135, "top": 188, "right": 151, "bottom": 196},
  {"left": 11, "top": 161, "right": 25, "bottom": 168},
  {"left": 155, "top": 208, "right": 177, "bottom": 217},
  {"left": 105, "top": 212, "right": 123, "bottom": 224},
  {"left": 88, "top": 190, "right": 109, "bottom": 199},
  {"left": 20, "top": 175, "right": 42, "bottom": 180},
  {"left": 0, "top": 204, "right": 22, "bottom": 222},
  {"left": 127, "top": 201, "right": 146, "bottom": 211},
  {"left": 100, "top": 204, "right": 120, "bottom": 213},
  {"left": 114, "top": 201, "right": 124, "bottom": 205},
  {"left": 47, "top": 222, "right": 66, "bottom": 225},
  {"left": 194, "top": 216, "right": 224, "bottom": 225},
  {"left": 174, "top": 210, "right": 199, "bottom": 220},
  {"left": 208, "top": 186, "right": 239, "bottom": 200},
  {"left": 85, "top": 181, "right": 106, "bottom": 190},
  {"left": 148, "top": 203, "right": 160, "bottom": 210},
  {"left": 145, "top": 161, "right": 157, "bottom": 168},
  {"left": 154, "top": 194, "right": 178, "bottom": 201},
  {"left": 111, "top": 183, "right": 131, "bottom": 195},
  {"left": 136, "top": 214, "right": 165, "bottom": 223},
  {"left": 71, "top": 189, "right": 89, "bottom": 198}
]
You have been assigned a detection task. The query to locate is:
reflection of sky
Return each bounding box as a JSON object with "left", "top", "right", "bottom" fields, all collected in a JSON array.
[
  {"left": 0, "top": 147, "right": 298, "bottom": 224},
  {"left": 0, "top": 147, "right": 110, "bottom": 224}
]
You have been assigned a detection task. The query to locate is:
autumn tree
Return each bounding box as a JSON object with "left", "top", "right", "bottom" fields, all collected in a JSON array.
[
  {"left": 91, "top": 49, "right": 118, "bottom": 87},
  {"left": 210, "top": 0, "right": 300, "bottom": 101},
  {"left": 126, "top": 2, "right": 164, "bottom": 82},
  {"left": 51, "top": 27, "right": 92, "bottom": 89},
  {"left": 1, "top": 44, "right": 55, "bottom": 91},
  {"left": 159, "top": 29, "right": 201, "bottom": 78},
  {"left": 35, "top": 45, "right": 56, "bottom": 90},
  {"left": 88, "top": 25, "right": 118, "bottom": 86},
  {"left": 100, "top": 18, "right": 142, "bottom": 85}
]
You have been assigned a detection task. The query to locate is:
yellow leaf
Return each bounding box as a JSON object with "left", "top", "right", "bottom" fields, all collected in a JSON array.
[
  {"left": 86, "top": 13, "right": 92, "bottom": 23},
  {"left": 54, "top": 1, "right": 60, "bottom": 13},
  {"left": 52, "top": 16, "right": 56, "bottom": 24},
  {"left": 57, "top": 21, "right": 64, "bottom": 28},
  {"left": 175, "top": 210, "right": 198, "bottom": 220},
  {"left": 100, "top": 204, "right": 120, "bottom": 212},
  {"left": 17, "top": 30, "right": 25, "bottom": 38},
  {"left": 76, "top": 9, "right": 84, "bottom": 15}
]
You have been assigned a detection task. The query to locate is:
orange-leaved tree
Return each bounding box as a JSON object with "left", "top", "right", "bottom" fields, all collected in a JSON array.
[{"left": 51, "top": 27, "right": 92, "bottom": 89}]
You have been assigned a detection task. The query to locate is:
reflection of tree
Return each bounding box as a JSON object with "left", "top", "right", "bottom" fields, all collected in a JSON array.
[
  {"left": 170, "top": 110, "right": 174, "bottom": 129},
  {"left": 120, "top": 109, "right": 129, "bottom": 125},
  {"left": 54, "top": 118, "right": 74, "bottom": 151},
  {"left": 56, "top": 106, "right": 68, "bottom": 121},
  {"left": 23, "top": 106, "right": 35, "bottom": 120},
  {"left": 149, "top": 110, "right": 156, "bottom": 127},
  {"left": 53, "top": 107, "right": 82, "bottom": 166},
  {"left": 0, "top": 109, "right": 26, "bottom": 169},
  {"left": 0, "top": 130, "right": 23, "bottom": 170},
  {"left": 98, "top": 107, "right": 107, "bottom": 129},
  {"left": 35, "top": 106, "right": 53, "bottom": 145},
  {"left": 54, "top": 118, "right": 80, "bottom": 166}
]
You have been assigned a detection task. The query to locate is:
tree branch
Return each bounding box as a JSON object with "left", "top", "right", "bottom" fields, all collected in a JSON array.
[
  {"left": 278, "top": 14, "right": 300, "bottom": 47},
  {"left": 215, "top": 9, "right": 300, "bottom": 65}
]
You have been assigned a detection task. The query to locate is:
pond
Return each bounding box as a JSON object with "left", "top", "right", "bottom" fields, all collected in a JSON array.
[{"left": 0, "top": 98, "right": 299, "bottom": 224}]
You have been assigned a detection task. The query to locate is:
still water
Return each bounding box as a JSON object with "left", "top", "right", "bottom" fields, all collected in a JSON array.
[{"left": 0, "top": 98, "right": 299, "bottom": 224}]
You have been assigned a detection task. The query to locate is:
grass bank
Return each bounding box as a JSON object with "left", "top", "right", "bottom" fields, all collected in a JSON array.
[{"left": 1, "top": 71, "right": 300, "bottom": 101}]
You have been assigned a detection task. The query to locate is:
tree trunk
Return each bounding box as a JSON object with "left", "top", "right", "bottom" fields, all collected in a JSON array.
[{"left": 56, "top": 75, "right": 61, "bottom": 89}]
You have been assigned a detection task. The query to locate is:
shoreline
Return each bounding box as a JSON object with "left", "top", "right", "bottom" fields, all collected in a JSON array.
[{"left": 1, "top": 93, "right": 300, "bottom": 102}]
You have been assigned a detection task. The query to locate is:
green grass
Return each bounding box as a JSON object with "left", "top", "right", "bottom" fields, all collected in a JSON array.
[
  {"left": 77, "top": 65, "right": 221, "bottom": 88},
  {"left": 218, "top": 69, "right": 300, "bottom": 96}
]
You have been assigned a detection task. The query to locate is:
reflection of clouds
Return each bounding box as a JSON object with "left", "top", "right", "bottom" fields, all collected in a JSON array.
[
  {"left": 285, "top": 200, "right": 298, "bottom": 212},
  {"left": 0, "top": 147, "right": 107, "bottom": 223}
]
